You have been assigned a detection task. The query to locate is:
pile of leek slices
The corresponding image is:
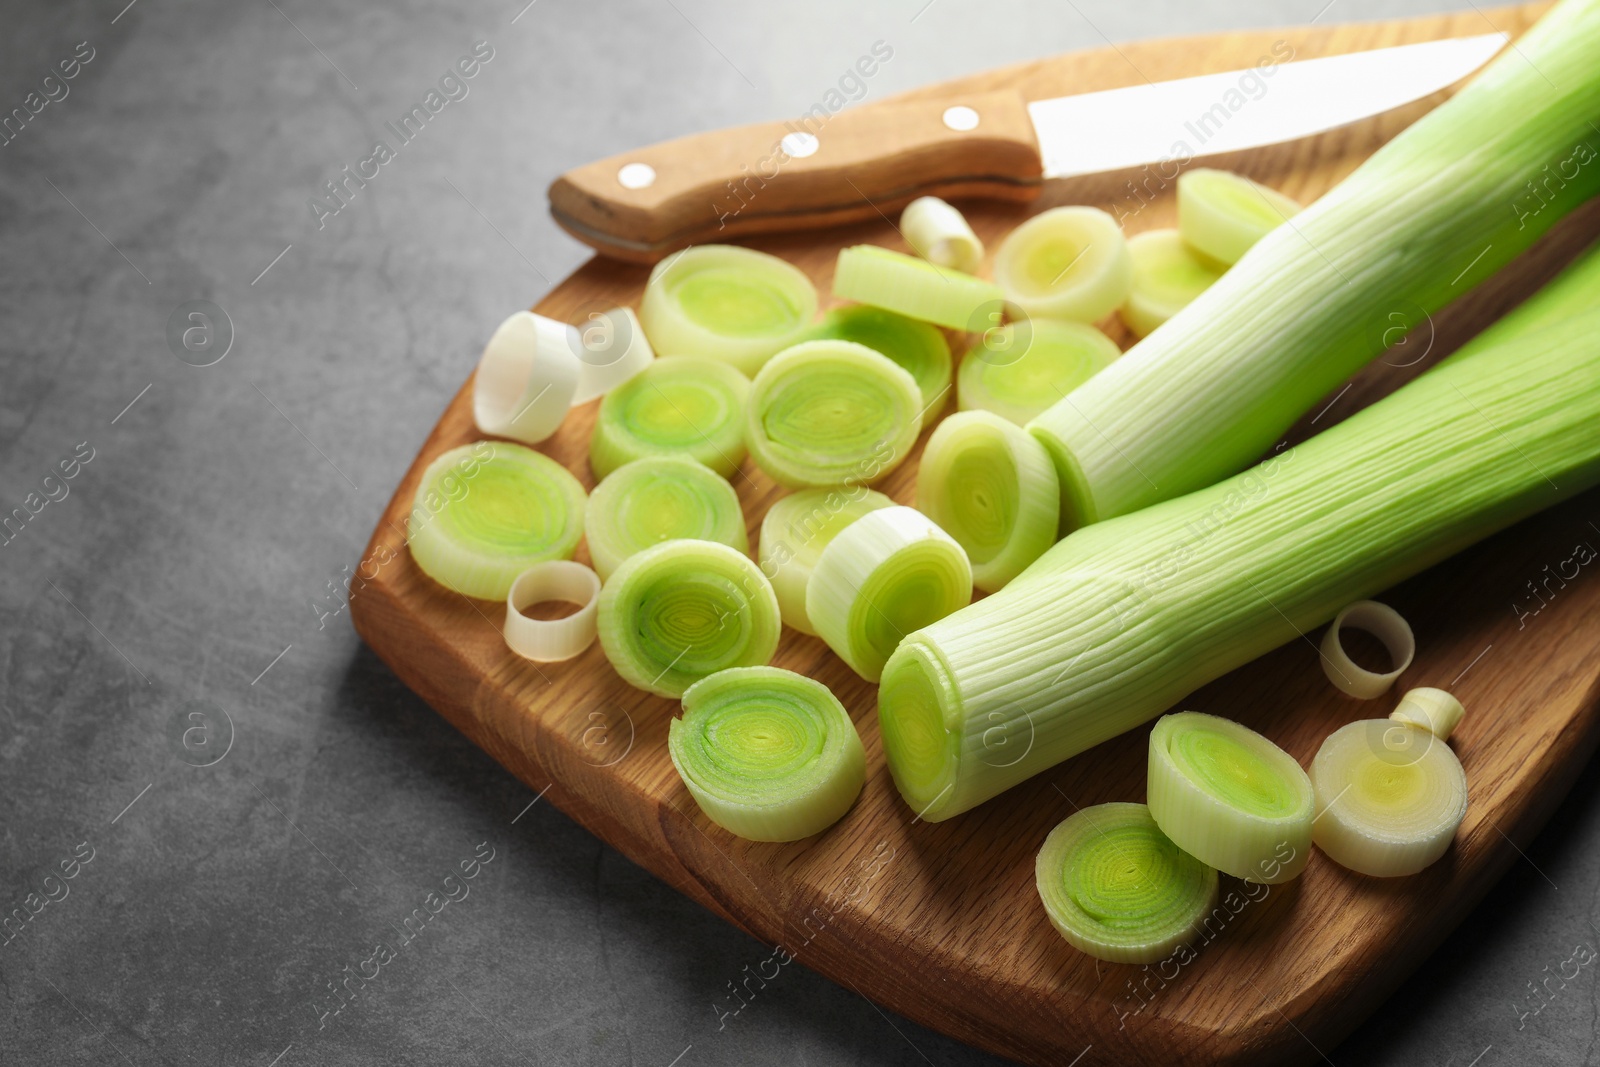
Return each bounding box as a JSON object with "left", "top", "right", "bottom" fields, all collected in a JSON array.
[{"left": 404, "top": 170, "right": 1474, "bottom": 894}]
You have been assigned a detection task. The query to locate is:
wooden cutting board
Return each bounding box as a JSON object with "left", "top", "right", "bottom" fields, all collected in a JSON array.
[{"left": 350, "top": 5, "right": 1600, "bottom": 1063}]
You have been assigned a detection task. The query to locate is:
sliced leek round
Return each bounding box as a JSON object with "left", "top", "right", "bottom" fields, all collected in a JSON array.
[
  {"left": 916, "top": 410, "right": 1059, "bottom": 593},
  {"left": 958, "top": 318, "right": 1120, "bottom": 426},
  {"left": 1177, "top": 168, "right": 1301, "bottom": 267},
  {"left": 1147, "top": 711, "right": 1313, "bottom": 884},
  {"left": 503, "top": 560, "right": 601, "bottom": 662},
  {"left": 639, "top": 245, "right": 817, "bottom": 376},
  {"left": 901, "top": 196, "right": 984, "bottom": 274},
  {"left": 409, "top": 441, "right": 587, "bottom": 601},
  {"left": 572, "top": 306, "right": 656, "bottom": 404},
  {"left": 833, "top": 244, "right": 1006, "bottom": 331},
  {"left": 669, "top": 666, "right": 866, "bottom": 841},
  {"left": 1120, "top": 229, "right": 1227, "bottom": 338},
  {"left": 1310, "top": 717, "right": 1468, "bottom": 877},
  {"left": 806, "top": 506, "right": 972, "bottom": 682},
  {"left": 1389, "top": 686, "right": 1465, "bottom": 741},
  {"left": 1035, "top": 802, "right": 1219, "bottom": 965},
  {"left": 745, "top": 340, "right": 923, "bottom": 489},
  {"left": 804, "top": 305, "right": 953, "bottom": 427},
  {"left": 759, "top": 486, "right": 895, "bottom": 635},
  {"left": 1320, "top": 600, "right": 1415, "bottom": 699},
  {"left": 590, "top": 356, "right": 750, "bottom": 481},
  {"left": 993, "top": 206, "right": 1132, "bottom": 323},
  {"left": 597, "top": 539, "right": 780, "bottom": 698},
  {"left": 584, "top": 456, "right": 748, "bottom": 582},
  {"left": 472, "top": 310, "right": 582, "bottom": 445}
]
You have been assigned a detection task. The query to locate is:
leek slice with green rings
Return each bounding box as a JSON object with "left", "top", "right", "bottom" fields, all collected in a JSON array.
[
  {"left": 759, "top": 486, "right": 895, "bottom": 635},
  {"left": 901, "top": 195, "right": 984, "bottom": 274},
  {"left": 589, "top": 356, "right": 750, "bottom": 481},
  {"left": 1147, "top": 712, "right": 1313, "bottom": 884},
  {"left": 806, "top": 506, "right": 972, "bottom": 682},
  {"left": 917, "top": 411, "right": 1059, "bottom": 593},
  {"left": 833, "top": 245, "right": 1006, "bottom": 331},
  {"left": 597, "top": 539, "right": 780, "bottom": 698},
  {"left": 958, "top": 318, "right": 1120, "bottom": 426},
  {"left": 1120, "top": 229, "right": 1228, "bottom": 339},
  {"left": 408, "top": 441, "right": 587, "bottom": 601},
  {"left": 639, "top": 245, "right": 818, "bottom": 376},
  {"left": 1177, "top": 168, "right": 1301, "bottom": 267},
  {"left": 745, "top": 340, "right": 923, "bottom": 489},
  {"left": 1310, "top": 710, "right": 1468, "bottom": 877},
  {"left": 1035, "top": 802, "right": 1218, "bottom": 964},
  {"left": 584, "top": 456, "right": 748, "bottom": 582},
  {"left": 994, "top": 206, "right": 1132, "bottom": 323},
  {"left": 803, "top": 305, "right": 952, "bottom": 428},
  {"left": 669, "top": 666, "right": 866, "bottom": 841}
]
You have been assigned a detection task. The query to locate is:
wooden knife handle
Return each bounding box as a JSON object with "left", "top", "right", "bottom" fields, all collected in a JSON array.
[{"left": 548, "top": 89, "right": 1043, "bottom": 264}]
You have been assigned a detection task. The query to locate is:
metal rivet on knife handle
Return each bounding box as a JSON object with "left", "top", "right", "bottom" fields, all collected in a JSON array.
[
  {"left": 616, "top": 162, "right": 656, "bottom": 189},
  {"left": 942, "top": 105, "right": 980, "bottom": 131}
]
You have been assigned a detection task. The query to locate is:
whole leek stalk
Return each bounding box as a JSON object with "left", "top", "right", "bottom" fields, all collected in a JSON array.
[
  {"left": 1027, "top": 0, "right": 1600, "bottom": 530},
  {"left": 879, "top": 247, "right": 1600, "bottom": 821}
]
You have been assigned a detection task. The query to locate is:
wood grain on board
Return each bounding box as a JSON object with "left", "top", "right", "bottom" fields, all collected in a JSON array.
[{"left": 350, "top": 5, "right": 1600, "bottom": 1064}]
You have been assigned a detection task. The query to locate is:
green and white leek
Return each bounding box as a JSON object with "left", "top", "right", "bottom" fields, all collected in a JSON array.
[
  {"left": 916, "top": 410, "right": 1059, "bottom": 592},
  {"left": 745, "top": 340, "right": 923, "bottom": 488},
  {"left": 584, "top": 456, "right": 747, "bottom": 581},
  {"left": 1118, "top": 229, "right": 1226, "bottom": 339},
  {"left": 759, "top": 486, "right": 895, "bottom": 635},
  {"left": 807, "top": 506, "right": 971, "bottom": 682},
  {"left": 833, "top": 245, "right": 1005, "bottom": 331},
  {"left": 804, "top": 305, "right": 952, "bottom": 427},
  {"left": 597, "top": 539, "right": 780, "bottom": 698},
  {"left": 639, "top": 245, "right": 817, "bottom": 376},
  {"left": 958, "top": 319, "right": 1120, "bottom": 426},
  {"left": 994, "top": 206, "right": 1131, "bottom": 323},
  {"left": 878, "top": 244, "right": 1600, "bottom": 821},
  {"left": 1029, "top": 0, "right": 1600, "bottom": 530},
  {"left": 590, "top": 356, "right": 749, "bottom": 481},
  {"left": 1176, "top": 168, "right": 1300, "bottom": 267},
  {"left": 669, "top": 666, "right": 866, "bottom": 841},
  {"left": 410, "top": 442, "right": 587, "bottom": 601},
  {"left": 1035, "top": 802, "right": 1218, "bottom": 964},
  {"left": 1147, "top": 712, "right": 1312, "bottom": 883}
]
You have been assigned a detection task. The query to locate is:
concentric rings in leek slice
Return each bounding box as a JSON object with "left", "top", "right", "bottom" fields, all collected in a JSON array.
[
  {"left": 584, "top": 456, "right": 748, "bottom": 582},
  {"left": 1120, "top": 229, "right": 1226, "bottom": 339},
  {"left": 833, "top": 245, "right": 1005, "bottom": 331},
  {"left": 639, "top": 245, "right": 817, "bottom": 376},
  {"left": 806, "top": 506, "right": 972, "bottom": 682},
  {"left": 1310, "top": 717, "right": 1468, "bottom": 877},
  {"left": 746, "top": 340, "right": 923, "bottom": 489},
  {"left": 803, "top": 305, "right": 952, "bottom": 427},
  {"left": 597, "top": 539, "right": 780, "bottom": 698},
  {"left": 759, "top": 486, "right": 895, "bottom": 636},
  {"left": 1147, "top": 711, "right": 1313, "bottom": 884},
  {"left": 590, "top": 356, "right": 750, "bottom": 481},
  {"left": 1177, "top": 168, "right": 1301, "bottom": 267},
  {"left": 407, "top": 441, "right": 587, "bottom": 601},
  {"left": 958, "top": 318, "right": 1120, "bottom": 426},
  {"left": 994, "top": 206, "right": 1132, "bottom": 323},
  {"left": 916, "top": 410, "right": 1059, "bottom": 593},
  {"left": 669, "top": 666, "right": 866, "bottom": 841},
  {"left": 1036, "top": 802, "right": 1219, "bottom": 964}
]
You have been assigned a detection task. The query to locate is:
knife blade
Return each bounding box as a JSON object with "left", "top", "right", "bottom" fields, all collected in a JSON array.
[{"left": 548, "top": 31, "right": 1509, "bottom": 264}]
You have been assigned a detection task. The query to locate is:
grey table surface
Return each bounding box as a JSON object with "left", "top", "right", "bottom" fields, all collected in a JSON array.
[{"left": 2, "top": 0, "right": 1598, "bottom": 1064}]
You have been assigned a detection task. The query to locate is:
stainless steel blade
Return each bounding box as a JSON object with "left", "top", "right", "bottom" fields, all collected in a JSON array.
[{"left": 1029, "top": 32, "right": 1508, "bottom": 179}]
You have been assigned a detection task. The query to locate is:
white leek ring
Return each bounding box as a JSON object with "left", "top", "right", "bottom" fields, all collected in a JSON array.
[
  {"left": 1389, "top": 686, "right": 1465, "bottom": 741},
  {"left": 669, "top": 666, "right": 866, "bottom": 841},
  {"left": 1147, "top": 711, "right": 1314, "bottom": 884},
  {"left": 759, "top": 487, "right": 895, "bottom": 636},
  {"left": 806, "top": 506, "right": 972, "bottom": 682},
  {"left": 901, "top": 196, "right": 984, "bottom": 274},
  {"left": 503, "top": 561, "right": 601, "bottom": 662},
  {"left": 994, "top": 206, "right": 1132, "bottom": 323},
  {"left": 473, "top": 310, "right": 582, "bottom": 445},
  {"left": 1310, "top": 718, "right": 1468, "bottom": 877},
  {"left": 1320, "top": 600, "right": 1415, "bottom": 699},
  {"left": 572, "top": 307, "right": 655, "bottom": 404},
  {"left": 1036, "top": 802, "right": 1219, "bottom": 965},
  {"left": 639, "top": 245, "right": 817, "bottom": 376}
]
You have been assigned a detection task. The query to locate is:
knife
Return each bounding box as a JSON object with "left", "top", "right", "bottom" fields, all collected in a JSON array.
[{"left": 547, "top": 32, "right": 1507, "bottom": 264}]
